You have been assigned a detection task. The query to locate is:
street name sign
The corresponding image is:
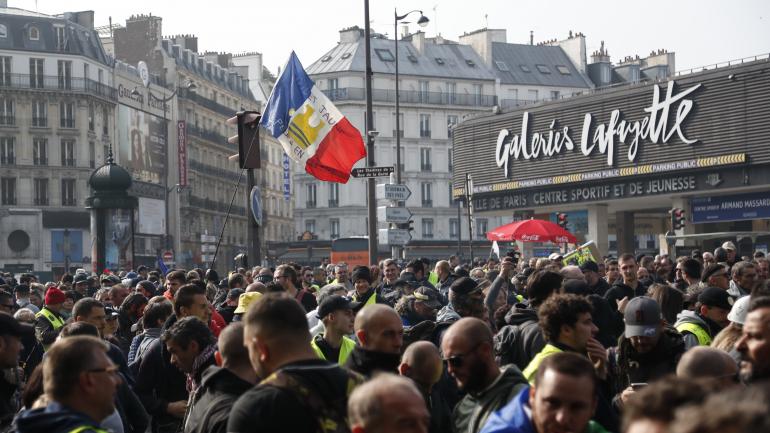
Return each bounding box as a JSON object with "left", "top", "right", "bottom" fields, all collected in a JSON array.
[
  {"left": 377, "top": 206, "right": 412, "bottom": 223},
  {"left": 378, "top": 228, "right": 412, "bottom": 246},
  {"left": 351, "top": 166, "right": 394, "bottom": 178},
  {"left": 376, "top": 184, "right": 412, "bottom": 201}
]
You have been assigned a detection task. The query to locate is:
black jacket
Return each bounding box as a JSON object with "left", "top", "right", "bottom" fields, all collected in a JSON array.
[
  {"left": 494, "top": 304, "right": 544, "bottom": 370},
  {"left": 612, "top": 327, "right": 685, "bottom": 393},
  {"left": 589, "top": 278, "right": 611, "bottom": 297},
  {"left": 132, "top": 338, "right": 188, "bottom": 433},
  {"left": 183, "top": 366, "right": 252, "bottom": 433},
  {"left": 116, "top": 309, "right": 138, "bottom": 357},
  {"left": 345, "top": 347, "right": 400, "bottom": 378},
  {"left": 0, "top": 369, "right": 19, "bottom": 431},
  {"left": 115, "top": 373, "right": 150, "bottom": 433},
  {"left": 216, "top": 305, "right": 236, "bottom": 324}
]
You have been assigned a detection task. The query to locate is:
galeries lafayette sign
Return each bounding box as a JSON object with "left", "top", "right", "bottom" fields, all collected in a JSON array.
[{"left": 495, "top": 81, "right": 701, "bottom": 178}]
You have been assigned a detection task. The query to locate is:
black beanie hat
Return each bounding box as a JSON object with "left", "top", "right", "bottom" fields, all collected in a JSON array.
[{"left": 350, "top": 265, "right": 372, "bottom": 284}]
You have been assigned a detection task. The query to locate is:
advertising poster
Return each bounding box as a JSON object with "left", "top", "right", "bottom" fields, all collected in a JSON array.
[
  {"left": 51, "top": 230, "right": 83, "bottom": 263},
  {"left": 137, "top": 197, "right": 166, "bottom": 235},
  {"left": 105, "top": 209, "right": 133, "bottom": 272},
  {"left": 117, "top": 105, "right": 166, "bottom": 184}
]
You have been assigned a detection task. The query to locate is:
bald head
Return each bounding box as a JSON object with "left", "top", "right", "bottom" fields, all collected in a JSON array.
[
  {"left": 354, "top": 304, "right": 403, "bottom": 354},
  {"left": 348, "top": 374, "right": 428, "bottom": 433},
  {"left": 218, "top": 322, "right": 249, "bottom": 368},
  {"left": 400, "top": 341, "right": 442, "bottom": 391},
  {"left": 246, "top": 282, "right": 266, "bottom": 293},
  {"left": 442, "top": 317, "right": 493, "bottom": 348},
  {"left": 677, "top": 347, "right": 738, "bottom": 386}
]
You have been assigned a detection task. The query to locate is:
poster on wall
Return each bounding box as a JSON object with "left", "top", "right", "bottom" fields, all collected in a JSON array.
[
  {"left": 137, "top": 197, "right": 166, "bottom": 235},
  {"left": 117, "top": 105, "right": 166, "bottom": 184},
  {"left": 105, "top": 209, "right": 133, "bottom": 272},
  {"left": 51, "top": 230, "right": 84, "bottom": 263}
]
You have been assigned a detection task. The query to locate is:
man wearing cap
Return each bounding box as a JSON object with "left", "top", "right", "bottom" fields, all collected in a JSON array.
[
  {"left": 395, "top": 286, "right": 442, "bottom": 327},
  {"left": 0, "top": 314, "right": 33, "bottom": 429},
  {"left": 351, "top": 265, "right": 386, "bottom": 307},
  {"left": 674, "top": 287, "right": 733, "bottom": 349},
  {"left": 232, "top": 292, "right": 261, "bottom": 322},
  {"left": 34, "top": 287, "right": 67, "bottom": 350},
  {"left": 437, "top": 277, "right": 486, "bottom": 327},
  {"left": 73, "top": 273, "right": 90, "bottom": 299},
  {"left": 311, "top": 295, "right": 359, "bottom": 365},
  {"left": 612, "top": 296, "right": 684, "bottom": 406},
  {"left": 701, "top": 264, "right": 730, "bottom": 292},
  {"left": 581, "top": 261, "right": 610, "bottom": 297},
  {"left": 722, "top": 241, "right": 738, "bottom": 267},
  {"left": 217, "top": 288, "right": 243, "bottom": 323},
  {"left": 728, "top": 261, "right": 757, "bottom": 299}
]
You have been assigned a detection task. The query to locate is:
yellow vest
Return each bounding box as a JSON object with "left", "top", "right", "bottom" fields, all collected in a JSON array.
[
  {"left": 676, "top": 322, "right": 712, "bottom": 346},
  {"left": 523, "top": 343, "right": 564, "bottom": 384},
  {"left": 36, "top": 307, "right": 66, "bottom": 351},
  {"left": 428, "top": 271, "right": 438, "bottom": 286},
  {"left": 311, "top": 335, "right": 357, "bottom": 365}
]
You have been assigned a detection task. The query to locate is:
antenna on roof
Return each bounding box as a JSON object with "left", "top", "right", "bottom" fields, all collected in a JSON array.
[
  {"left": 484, "top": 13, "right": 488, "bottom": 28},
  {"left": 433, "top": 4, "right": 439, "bottom": 36}
]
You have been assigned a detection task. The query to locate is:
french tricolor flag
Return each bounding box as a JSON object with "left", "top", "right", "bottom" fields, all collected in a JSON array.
[{"left": 261, "top": 52, "right": 366, "bottom": 183}]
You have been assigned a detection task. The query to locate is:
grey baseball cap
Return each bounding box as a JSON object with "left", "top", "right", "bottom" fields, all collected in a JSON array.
[{"left": 624, "top": 296, "right": 661, "bottom": 338}]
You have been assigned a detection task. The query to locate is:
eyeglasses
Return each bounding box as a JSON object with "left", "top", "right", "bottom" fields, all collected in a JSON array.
[{"left": 443, "top": 342, "right": 483, "bottom": 368}]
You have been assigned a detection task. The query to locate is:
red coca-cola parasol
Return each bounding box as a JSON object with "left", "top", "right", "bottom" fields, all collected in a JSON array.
[{"left": 486, "top": 219, "right": 577, "bottom": 244}]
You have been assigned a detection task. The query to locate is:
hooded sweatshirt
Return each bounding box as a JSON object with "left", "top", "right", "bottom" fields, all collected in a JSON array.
[
  {"left": 452, "top": 365, "right": 528, "bottom": 433},
  {"left": 494, "top": 304, "right": 544, "bottom": 370},
  {"left": 15, "top": 402, "right": 106, "bottom": 433}
]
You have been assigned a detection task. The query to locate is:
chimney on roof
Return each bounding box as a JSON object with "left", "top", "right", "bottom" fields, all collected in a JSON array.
[
  {"left": 400, "top": 24, "right": 409, "bottom": 39},
  {"left": 530, "top": 30, "right": 533, "bottom": 45},
  {"left": 411, "top": 31, "right": 425, "bottom": 53},
  {"left": 557, "top": 30, "right": 587, "bottom": 75},
  {"left": 339, "top": 26, "right": 364, "bottom": 43},
  {"left": 458, "top": 28, "right": 507, "bottom": 67}
]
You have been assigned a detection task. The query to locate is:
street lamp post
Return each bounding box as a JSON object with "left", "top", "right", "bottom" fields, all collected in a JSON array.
[
  {"left": 394, "top": 9, "right": 429, "bottom": 188},
  {"left": 364, "top": 0, "right": 378, "bottom": 266}
]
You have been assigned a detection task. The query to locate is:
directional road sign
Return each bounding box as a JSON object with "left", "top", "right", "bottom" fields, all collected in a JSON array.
[
  {"left": 351, "top": 166, "right": 394, "bottom": 178},
  {"left": 376, "top": 184, "right": 412, "bottom": 201},
  {"left": 377, "top": 206, "right": 412, "bottom": 224},
  {"left": 378, "top": 228, "right": 412, "bottom": 246}
]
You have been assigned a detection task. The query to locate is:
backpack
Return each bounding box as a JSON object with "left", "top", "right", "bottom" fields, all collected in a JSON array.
[{"left": 260, "top": 365, "right": 364, "bottom": 433}]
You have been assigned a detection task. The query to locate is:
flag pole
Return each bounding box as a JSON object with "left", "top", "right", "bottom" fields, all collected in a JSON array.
[{"left": 364, "top": 0, "right": 378, "bottom": 266}]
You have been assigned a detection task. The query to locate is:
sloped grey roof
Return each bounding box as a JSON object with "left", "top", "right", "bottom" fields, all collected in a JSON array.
[
  {"left": 307, "top": 37, "right": 496, "bottom": 81},
  {"left": 491, "top": 42, "right": 592, "bottom": 88},
  {"left": 0, "top": 8, "right": 111, "bottom": 65}
]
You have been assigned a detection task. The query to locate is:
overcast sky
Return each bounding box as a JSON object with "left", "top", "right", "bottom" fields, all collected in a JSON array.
[{"left": 12, "top": 0, "right": 770, "bottom": 74}]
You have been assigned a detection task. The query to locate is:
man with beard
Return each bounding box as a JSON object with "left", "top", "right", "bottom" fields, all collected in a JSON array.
[
  {"left": 581, "top": 261, "right": 610, "bottom": 297},
  {"left": 612, "top": 297, "right": 685, "bottom": 406},
  {"left": 346, "top": 304, "right": 403, "bottom": 377},
  {"left": 729, "top": 261, "right": 757, "bottom": 299},
  {"left": 735, "top": 296, "right": 770, "bottom": 383},
  {"left": 434, "top": 260, "right": 456, "bottom": 300},
  {"left": 442, "top": 318, "right": 527, "bottom": 433},
  {"left": 674, "top": 287, "right": 732, "bottom": 349}
]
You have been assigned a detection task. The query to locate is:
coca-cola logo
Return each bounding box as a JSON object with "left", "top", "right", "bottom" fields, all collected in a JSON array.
[{"left": 520, "top": 234, "right": 541, "bottom": 241}]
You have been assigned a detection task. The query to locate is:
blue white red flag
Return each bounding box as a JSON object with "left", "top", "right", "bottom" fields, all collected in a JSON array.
[{"left": 261, "top": 52, "right": 366, "bottom": 183}]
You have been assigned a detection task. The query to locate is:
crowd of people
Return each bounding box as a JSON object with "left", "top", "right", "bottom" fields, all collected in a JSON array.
[{"left": 0, "top": 240, "right": 769, "bottom": 433}]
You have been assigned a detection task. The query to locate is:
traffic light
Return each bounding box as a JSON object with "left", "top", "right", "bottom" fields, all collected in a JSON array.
[
  {"left": 556, "top": 212, "right": 568, "bottom": 229},
  {"left": 671, "top": 208, "right": 686, "bottom": 230},
  {"left": 407, "top": 219, "right": 415, "bottom": 232}
]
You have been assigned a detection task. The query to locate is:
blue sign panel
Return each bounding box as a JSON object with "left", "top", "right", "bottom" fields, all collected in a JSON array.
[
  {"left": 691, "top": 190, "right": 770, "bottom": 223},
  {"left": 282, "top": 153, "right": 291, "bottom": 200}
]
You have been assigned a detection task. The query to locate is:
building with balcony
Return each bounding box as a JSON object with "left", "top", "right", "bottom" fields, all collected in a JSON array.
[
  {"left": 0, "top": 6, "right": 115, "bottom": 279},
  {"left": 294, "top": 26, "right": 500, "bottom": 259},
  {"left": 111, "top": 14, "right": 260, "bottom": 269}
]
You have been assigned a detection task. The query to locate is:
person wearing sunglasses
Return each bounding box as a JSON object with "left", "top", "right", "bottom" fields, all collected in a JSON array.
[
  {"left": 442, "top": 317, "right": 527, "bottom": 433},
  {"left": 15, "top": 336, "right": 122, "bottom": 433}
]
